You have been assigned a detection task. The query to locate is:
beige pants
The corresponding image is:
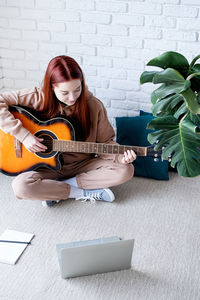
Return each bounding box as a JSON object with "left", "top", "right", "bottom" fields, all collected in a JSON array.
[{"left": 12, "top": 157, "right": 134, "bottom": 201}]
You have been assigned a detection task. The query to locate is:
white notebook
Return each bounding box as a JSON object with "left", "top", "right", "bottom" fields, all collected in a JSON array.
[{"left": 0, "top": 229, "right": 35, "bottom": 265}]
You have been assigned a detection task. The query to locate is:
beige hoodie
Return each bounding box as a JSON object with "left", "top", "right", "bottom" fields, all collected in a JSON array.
[{"left": 0, "top": 87, "right": 120, "bottom": 166}]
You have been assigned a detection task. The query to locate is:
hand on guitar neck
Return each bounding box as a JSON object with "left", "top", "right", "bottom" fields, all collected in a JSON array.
[
  {"left": 118, "top": 149, "right": 137, "bottom": 164},
  {"left": 23, "top": 133, "right": 47, "bottom": 153}
]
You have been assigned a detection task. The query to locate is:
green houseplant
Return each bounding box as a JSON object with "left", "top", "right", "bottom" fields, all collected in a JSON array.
[{"left": 140, "top": 51, "right": 200, "bottom": 177}]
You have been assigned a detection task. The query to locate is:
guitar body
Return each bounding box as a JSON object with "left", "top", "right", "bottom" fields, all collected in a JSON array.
[
  {"left": 0, "top": 106, "right": 75, "bottom": 176},
  {"left": 0, "top": 106, "right": 162, "bottom": 176}
]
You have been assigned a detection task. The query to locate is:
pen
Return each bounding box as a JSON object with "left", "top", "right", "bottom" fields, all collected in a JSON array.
[{"left": 0, "top": 240, "right": 31, "bottom": 245}]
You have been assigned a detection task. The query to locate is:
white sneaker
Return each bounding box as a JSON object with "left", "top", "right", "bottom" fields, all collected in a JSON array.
[{"left": 75, "top": 188, "right": 115, "bottom": 203}]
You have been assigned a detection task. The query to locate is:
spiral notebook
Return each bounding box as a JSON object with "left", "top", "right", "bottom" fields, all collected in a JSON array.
[{"left": 0, "top": 229, "right": 35, "bottom": 265}]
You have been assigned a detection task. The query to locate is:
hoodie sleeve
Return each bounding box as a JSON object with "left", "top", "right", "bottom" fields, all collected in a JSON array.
[
  {"left": 95, "top": 101, "right": 122, "bottom": 163},
  {"left": 0, "top": 87, "right": 44, "bottom": 142}
]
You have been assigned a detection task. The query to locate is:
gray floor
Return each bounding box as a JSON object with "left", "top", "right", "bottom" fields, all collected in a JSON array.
[{"left": 0, "top": 172, "right": 200, "bottom": 300}]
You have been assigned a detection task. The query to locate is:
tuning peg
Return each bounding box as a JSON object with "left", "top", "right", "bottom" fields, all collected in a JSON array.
[
  {"left": 168, "top": 158, "right": 171, "bottom": 162},
  {"left": 156, "top": 140, "right": 159, "bottom": 144},
  {"left": 154, "top": 153, "right": 158, "bottom": 157},
  {"left": 154, "top": 158, "right": 159, "bottom": 162}
]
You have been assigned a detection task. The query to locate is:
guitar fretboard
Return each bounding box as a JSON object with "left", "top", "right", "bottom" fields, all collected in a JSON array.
[{"left": 53, "top": 140, "right": 147, "bottom": 156}]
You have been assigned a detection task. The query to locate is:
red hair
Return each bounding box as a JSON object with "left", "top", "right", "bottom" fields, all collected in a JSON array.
[{"left": 42, "top": 55, "right": 91, "bottom": 140}]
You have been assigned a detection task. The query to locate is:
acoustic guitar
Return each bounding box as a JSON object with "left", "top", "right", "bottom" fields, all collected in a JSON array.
[{"left": 0, "top": 105, "right": 162, "bottom": 176}]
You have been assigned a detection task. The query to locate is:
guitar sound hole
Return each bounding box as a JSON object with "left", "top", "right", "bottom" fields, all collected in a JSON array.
[
  {"left": 37, "top": 134, "right": 53, "bottom": 154},
  {"left": 35, "top": 130, "right": 58, "bottom": 159}
]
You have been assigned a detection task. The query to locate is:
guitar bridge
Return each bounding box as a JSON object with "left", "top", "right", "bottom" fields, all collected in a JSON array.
[{"left": 14, "top": 137, "right": 22, "bottom": 158}]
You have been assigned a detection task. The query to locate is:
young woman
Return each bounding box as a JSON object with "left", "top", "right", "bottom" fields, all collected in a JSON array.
[{"left": 0, "top": 55, "right": 136, "bottom": 206}]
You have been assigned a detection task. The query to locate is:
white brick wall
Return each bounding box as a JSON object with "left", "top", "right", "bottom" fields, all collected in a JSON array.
[
  {"left": 0, "top": 0, "right": 200, "bottom": 125},
  {"left": 0, "top": 58, "right": 3, "bottom": 90}
]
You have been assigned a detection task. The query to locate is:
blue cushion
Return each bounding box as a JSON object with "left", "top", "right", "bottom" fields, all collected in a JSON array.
[
  {"left": 140, "top": 110, "right": 151, "bottom": 116},
  {"left": 116, "top": 115, "right": 169, "bottom": 180}
]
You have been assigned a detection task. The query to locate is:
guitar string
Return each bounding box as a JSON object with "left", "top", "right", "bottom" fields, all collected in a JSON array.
[
  {"left": 29, "top": 140, "right": 157, "bottom": 155},
  {"left": 36, "top": 142, "right": 141, "bottom": 150},
  {"left": 36, "top": 141, "right": 143, "bottom": 148}
]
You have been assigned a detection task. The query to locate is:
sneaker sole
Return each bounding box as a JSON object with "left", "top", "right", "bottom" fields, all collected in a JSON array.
[
  {"left": 41, "top": 200, "right": 60, "bottom": 207},
  {"left": 104, "top": 188, "right": 115, "bottom": 202}
]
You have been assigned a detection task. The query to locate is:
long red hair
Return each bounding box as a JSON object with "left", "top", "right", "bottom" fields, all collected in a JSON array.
[{"left": 42, "top": 55, "right": 91, "bottom": 140}]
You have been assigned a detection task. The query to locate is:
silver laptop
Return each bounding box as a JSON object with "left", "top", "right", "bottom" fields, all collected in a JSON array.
[{"left": 56, "top": 236, "right": 134, "bottom": 279}]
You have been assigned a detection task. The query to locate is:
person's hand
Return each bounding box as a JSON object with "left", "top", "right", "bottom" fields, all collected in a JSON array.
[
  {"left": 118, "top": 150, "right": 137, "bottom": 164},
  {"left": 23, "top": 133, "right": 47, "bottom": 153}
]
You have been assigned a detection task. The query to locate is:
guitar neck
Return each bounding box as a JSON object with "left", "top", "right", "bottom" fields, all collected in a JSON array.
[{"left": 53, "top": 140, "right": 147, "bottom": 156}]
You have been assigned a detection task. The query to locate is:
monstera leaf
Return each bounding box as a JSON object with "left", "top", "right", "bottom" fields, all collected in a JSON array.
[
  {"left": 140, "top": 51, "right": 200, "bottom": 177},
  {"left": 152, "top": 68, "right": 185, "bottom": 84},
  {"left": 151, "top": 94, "right": 185, "bottom": 118},
  {"left": 180, "top": 88, "right": 200, "bottom": 114},
  {"left": 147, "top": 115, "right": 200, "bottom": 177},
  {"left": 147, "top": 51, "right": 189, "bottom": 74}
]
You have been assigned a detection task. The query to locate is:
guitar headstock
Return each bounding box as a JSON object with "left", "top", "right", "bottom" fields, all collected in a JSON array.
[{"left": 146, "top": 145, "right": 166, "bottom": 162}]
